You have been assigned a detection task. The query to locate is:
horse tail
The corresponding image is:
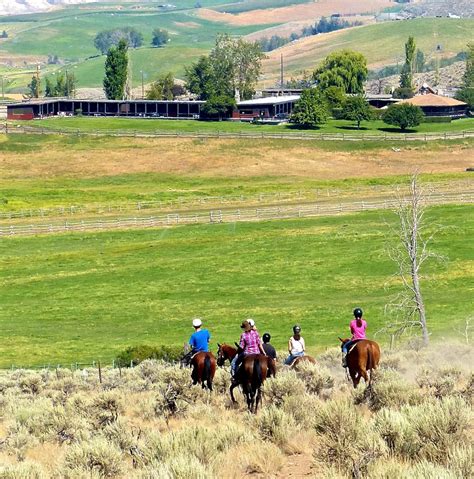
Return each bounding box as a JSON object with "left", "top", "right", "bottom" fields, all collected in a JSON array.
[
  {"left": 203, "top": 355, "right": 211, "bottom": 384},
  {"left": 366, "top": 343, "right": 373, "bottom": 371},
  {"left": 252, "top": 357, "right": 262, "bottom": 389}
]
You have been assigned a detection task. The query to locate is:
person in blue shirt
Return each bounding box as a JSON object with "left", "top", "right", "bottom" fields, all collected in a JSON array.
[{"left": 189, "top": 317, "right": 211, "bottom": 353}]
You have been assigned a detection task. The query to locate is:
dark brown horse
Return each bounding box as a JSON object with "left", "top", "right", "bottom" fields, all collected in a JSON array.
[
  {"left": 217, "top": 343, "right": 276, "bottom": 413},
  {"left": 290, "top": 355, "right": 316, "bottom": 369},
  {"left": 339, "top": 338, "right": 380, "bottom": 388},
  {"left": 183, "top": 352, "right": 216, "bottom": 391}
]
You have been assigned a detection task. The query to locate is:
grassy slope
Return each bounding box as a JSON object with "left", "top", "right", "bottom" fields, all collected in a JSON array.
[
  {"left": 0, "top": 204, "right": 472, "bottom": 367},
  {"left": 13, "top": 116, "right": 474, "bottom": 134},
  {"left": 263, "top": 18, "right": 474, "bottom": 79}
]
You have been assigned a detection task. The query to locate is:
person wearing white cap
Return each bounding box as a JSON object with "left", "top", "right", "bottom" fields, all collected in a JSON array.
[{"left": 188, "top": 318, "right": 211, "bottom": 355}]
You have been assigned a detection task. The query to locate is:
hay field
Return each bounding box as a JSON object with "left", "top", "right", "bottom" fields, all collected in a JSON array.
[
  {"left": 199, "top": 0, "right": 390, "bottom": 26},
  {"left": 262, "top": 17, "right": 474, "bottom": 82},
  {"left": 0, "top": 345, "right": 472, "bottom": 477}
]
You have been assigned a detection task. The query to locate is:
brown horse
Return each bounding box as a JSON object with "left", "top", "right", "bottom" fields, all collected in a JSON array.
[
  {"left": 183, "top": 352, "right": 216, "bottom": 391},
  {"left": 290, "top": 355, "right": 317, "bottom": 369},
  {"left": 339, "top": 338, "right": 380, "bottom": 388},
  {"left": 217, "top": 343, "right": 276, "bottom": 413}
]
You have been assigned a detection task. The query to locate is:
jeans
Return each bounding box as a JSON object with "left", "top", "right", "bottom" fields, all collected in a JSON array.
[
  {"left": 284, "top": 351, "right": 304, "bottom": 365},
  {"left": 231, "top": 353, "right": 244, "bottom": 377}
]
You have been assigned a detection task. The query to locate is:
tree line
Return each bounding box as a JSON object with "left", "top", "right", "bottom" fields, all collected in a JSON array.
[
  {"left": 94, "top": 27, "right": 170, "bottom": 54},
  {"left": 259, "top": 16, "right": 362, "bottom": 52}
]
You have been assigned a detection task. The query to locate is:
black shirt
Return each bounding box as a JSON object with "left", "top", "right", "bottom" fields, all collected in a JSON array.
[{"left": 262, "top": 343, "right": 277, "bottom": 359}]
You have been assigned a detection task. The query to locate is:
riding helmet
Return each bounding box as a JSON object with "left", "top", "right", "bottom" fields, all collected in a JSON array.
[
  {"left": 247, "top": 318, "right": 255, "bottom": 327},
  {"left": 353, "top": 308, "right": 363, "bottom": 318},
  {"left": 262, "top": 333, "right": 271, "bottom": 343},
  {"left": 293, "top": 325, "right": 301, "bottom": 333}
]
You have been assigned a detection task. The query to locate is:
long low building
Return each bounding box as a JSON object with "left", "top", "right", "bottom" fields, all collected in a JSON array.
[
  {"left": 7, "top": 99, "right": 205, "bottom": 120},
  {"left": 399, "top": 93, "right": 468, "bottom": 118},
  {"left": 232, "top": 95, "right": 300, "bottom": 121}
]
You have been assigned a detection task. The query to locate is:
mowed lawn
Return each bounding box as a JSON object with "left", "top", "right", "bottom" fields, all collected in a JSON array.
[
  {"left": 16, "top": 116, "right": 474, "bottom": 135},
  {"left": 0, "top": 205, "right": 472, "bottom": 367}
]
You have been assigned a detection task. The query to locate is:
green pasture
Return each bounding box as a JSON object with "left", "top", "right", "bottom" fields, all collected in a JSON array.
[
  {"left": 0, "top": 205, "right": 472, "bottom": 367},
  {"left": 12, "top": 116, "right": 474, "bottom": 135},
  {"left": 215, "top": 0, "right": 310, "bottom": 14}
]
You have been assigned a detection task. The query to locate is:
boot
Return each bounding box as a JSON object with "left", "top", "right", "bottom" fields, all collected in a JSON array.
[{"left": 342, "top": 354, "right": 347, "bottom": 368}]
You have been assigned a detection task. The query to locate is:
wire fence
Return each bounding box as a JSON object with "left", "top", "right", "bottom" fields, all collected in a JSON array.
[
  {"left": 1, "top": 191, "right": 472, "bottom": 237},
  {"left": 2, "top": 123, "right": 474, "bottom": 142},
  {"left": 1, "top": 181, "right": 473, "bottom": 221}
]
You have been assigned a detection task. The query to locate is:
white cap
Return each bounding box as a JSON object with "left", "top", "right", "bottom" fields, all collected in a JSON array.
[
  {"left": 247, "top": 318, "right": 255, "bottom": 327},
  {"left": 192, "top": 318, "right": 202, "bottom": 328}
]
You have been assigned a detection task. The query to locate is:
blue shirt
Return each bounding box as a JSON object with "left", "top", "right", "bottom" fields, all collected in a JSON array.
[{"left": 189, "top": 329, "right": 210, "bottom": 352}]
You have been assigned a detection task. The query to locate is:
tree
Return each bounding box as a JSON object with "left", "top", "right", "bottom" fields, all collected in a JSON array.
[
  {"left": 340, "top": 95, "right": 372, "bottom": 129},
  {"left": 94, "top": 28, "right": 143, "bottom": 54},
  {"left": 146, "top": 73, "right": 175, "bottom": 100},
  {"left": 455, "top": 43, "right": 474, "bottom": 109},
  {"left": 27, "top": 75, "right": 41, "bottom": 98},
  {"left": 313, "top": 50, "right": 368, "bottom": 94},
  {"left": 0, "top": 30, "right": 8, "bottom": 39},
  {"left": 400, "top": 36, "right": 416, "bottom": 90},
  {"left": 392, "top": 87, "right": 414, "bottom": 99},
  {"left": 290, "top": 88, "right": 329, "bottom": 128},
  {"left": 185, "top": 55, "right": 215, "bottom": 100},
  {"left": 323, "top": 85, "right": 346, "bottom": 109},
  {"left": 103, "top": 39, "right": 128, "bottom": 100},
  {"left": 383, "top": 174, "right": 437, "bottom": 346},
  {"left": 200, "top": 95, "right": 236, "bottom": 120},
  {"left": 152, "top": 28, "right": 170, "bottom": 47},
  {"left": 185, "top": 35, "right": 264, "bottom": 101},
  {"left": 382, "top": 103, "right": 424, "bottom": 131},
  {"left": 415, "top": 49, "right": 425, "bottom": 73}
]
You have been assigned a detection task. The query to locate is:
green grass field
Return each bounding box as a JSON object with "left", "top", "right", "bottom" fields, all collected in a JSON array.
[
  {"left": 0, "top": 204, "right": 472, "bottom": 367},
  {"left": 12, "top": 116, "right": 474, "bottom": 135}
]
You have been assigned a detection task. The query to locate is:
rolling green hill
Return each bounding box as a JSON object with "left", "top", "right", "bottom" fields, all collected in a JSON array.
[{"left": 263, "top": 18, "right": 474, "bottom": 82}]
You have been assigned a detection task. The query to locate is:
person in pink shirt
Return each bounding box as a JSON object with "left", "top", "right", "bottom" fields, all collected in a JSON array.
[
  {"left": 342, "top": 308, "right": 367, "bottom": 367},
  {"left": 231, "top": 319, "right": 266, "bottom": 379}
]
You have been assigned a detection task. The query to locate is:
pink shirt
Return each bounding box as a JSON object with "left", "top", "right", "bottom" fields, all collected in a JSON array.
[
  {"left": 240, "top": 330, "right": 261, "bottom": 355},
  {"left": 350, "top": 319, "right": 367, "bottom": 340}
]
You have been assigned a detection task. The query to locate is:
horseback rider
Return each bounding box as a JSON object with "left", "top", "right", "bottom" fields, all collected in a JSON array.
[
  {"left": 231, "top": 319, "right": 266, "bottom": 380},
  {"left": 262, "top": 333, "right": 277, "bottom": 360},
  {"left": 284, "top": 325, "right": 305, "bottom": 365},
  {"left": 182, "top": 318, "right": 210, "bottom": 365},
  {"left": 342, "top": 308, "right": 367, "bottom": 367}
]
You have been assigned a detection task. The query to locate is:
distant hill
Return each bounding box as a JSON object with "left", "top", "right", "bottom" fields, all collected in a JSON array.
[
  {"left": 0, "top": 0, "right": 97, "bottom": 16},
  {"left": 262, "top": 18, "right": 474, "bottom": 84}
]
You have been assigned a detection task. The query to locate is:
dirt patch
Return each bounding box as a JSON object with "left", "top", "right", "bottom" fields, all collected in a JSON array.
[
  {"left": 199, "top": 0, "right": 390, "bottom": 26},
  {"left": 1, "top": 137, "right": 472, "bottom": 180},
  {"left": 173, "top": 21, "right": 200, "bottom": 28}
]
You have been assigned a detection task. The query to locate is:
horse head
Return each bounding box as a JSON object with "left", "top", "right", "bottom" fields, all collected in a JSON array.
[
  {"left": 338, "top": 337, "right": 350, "bottom": 349},
  {"left": 216, "top": 343, "right": 237, "bottom": 367}
]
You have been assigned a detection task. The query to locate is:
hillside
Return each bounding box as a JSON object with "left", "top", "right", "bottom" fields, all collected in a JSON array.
[
  {"left": 0, "top": 0, "right": 96, "bottom": 16},
  {"left": 262, "top": 18, "right": 474, "bottom": 84}
]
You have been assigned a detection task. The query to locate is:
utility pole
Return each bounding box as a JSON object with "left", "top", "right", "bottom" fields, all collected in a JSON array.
[
  {"left": 65, "top": 69, "right": 69, "bottom": 98},
  {"left": 35, "top": 63, "right": 40, "bottom": 98},
  {"left": 280, "top": 53, "right": 284, "bottom": 94},
  {"left": 141, "top": 70, "right": 144, "bottom": 99},
  {"left": 1, "top": 76, "right": 4, "bottom": 100}
]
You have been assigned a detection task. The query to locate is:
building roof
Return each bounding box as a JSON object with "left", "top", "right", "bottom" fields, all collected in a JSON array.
[
  {"left": 237, "top": 95, "right": 300, "bottom": 106},
  {"left": 400, "top": 93, "right": 467, "bottom": 107}
]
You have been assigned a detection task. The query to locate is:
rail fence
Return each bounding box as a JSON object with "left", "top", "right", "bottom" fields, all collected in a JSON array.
[
  {"left": 1, "top": 181, "right": 472, "bottom": 221},
  {"left": 1, "top": 192, "right": 472, "bottom": 237},
  {"left": 2, "top": 123, "right": 474, "bottom": 142}
]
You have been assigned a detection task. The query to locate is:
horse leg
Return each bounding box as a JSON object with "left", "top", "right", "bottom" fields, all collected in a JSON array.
[
  {"left": 360, "top": 367, "right": 369, "bottom": 385},
  {"left": 230, "top": 383, "right": 238, "bottom": 404},
  {"left": 350, "top": 369, "right": 358, "bottom": 388},
  {"left": 255, "top": 387, "right": 262, "bottom": 414}
]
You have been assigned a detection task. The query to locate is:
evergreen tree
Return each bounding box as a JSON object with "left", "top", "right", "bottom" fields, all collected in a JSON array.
[
  {"left": 103, "top": 40, "right": 128, "bottom": 100},
  {"left": 185, "top": 56, "right": 215, "bottom": 100},
  {"left": 400, "top": 36, "right": 416, "bottom": 90},
  {"left": 455, "top": 43, "right": 474, "bottom": 108},
  {"left": 146, "top": 73, "right": 175, "bottom": 100},
  {"left": 151, "top": 29, "right": 170, "bottom": 47},
  {"left": 27, "top": 75, "right": 41, "bottom": 98},
  {"left": 290, "top": 88, "right": 329, "bottom": 128}
]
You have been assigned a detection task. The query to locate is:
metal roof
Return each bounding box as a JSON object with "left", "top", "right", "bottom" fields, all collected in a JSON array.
[{"left": 237, "top": 95, "right": 300, "bottom": 106}]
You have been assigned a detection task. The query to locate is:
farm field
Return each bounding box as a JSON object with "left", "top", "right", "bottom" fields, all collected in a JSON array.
[
  {"left": 1, "top": 133, "right": 473, "bottom": 211},
  {"left": 262, "top": 17, "right": 474, "bottom": 81},
  {"left": 10, "top": 116, "right": 474, "bottom": 136},
  {"left": 0, "top": 204, "right": 472, "bottom": 367}
]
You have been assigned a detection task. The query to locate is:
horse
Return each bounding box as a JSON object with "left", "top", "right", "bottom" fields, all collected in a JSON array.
[
  {"left": 290, "top": 355, "right": 317, "bottom": 370},
  {"left": 339, "top": 338, "right": 380, "bottom": 388},
  {"left": 181, "top": 351, "right": 216, "bottom": 391},
  {"left": 217, "top": 343, "right": 276, "bottom": 413}
]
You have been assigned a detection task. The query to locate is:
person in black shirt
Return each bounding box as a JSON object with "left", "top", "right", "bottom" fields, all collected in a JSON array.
[{"left": 262, "top": 333, "right": 276, "bottom": 360}]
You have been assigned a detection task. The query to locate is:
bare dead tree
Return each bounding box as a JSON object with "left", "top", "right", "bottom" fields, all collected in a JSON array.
[{"left": 382, "top": 174, "right": 443, "bottom": 347}]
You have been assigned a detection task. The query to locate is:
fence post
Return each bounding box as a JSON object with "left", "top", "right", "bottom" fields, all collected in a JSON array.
[{"left": 98, "top": 360, "right": 102, "bottom": 384}]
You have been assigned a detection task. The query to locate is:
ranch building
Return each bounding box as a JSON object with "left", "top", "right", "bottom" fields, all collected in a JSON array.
[
  {"left": 232, "top": 95, "right": 300, "bottom": 121},
  {"left": 399, "top": 93, "right": 468, "bottom": 118}
]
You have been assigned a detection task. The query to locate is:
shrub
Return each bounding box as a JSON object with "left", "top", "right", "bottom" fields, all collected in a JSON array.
[
  {"left": 92, "top": 391, "right": 124, "bottom": 427},
  {"left": 382, "top": 103, "right": 424, "bottom": 130},
  {"left": 446, "top": 444, "right": 473, "bottom": 478},
  {"left": 115, "top": 345, "right": 183, "bottom": 367},
  {"left": 264, "top": 370, "right": 306, "bottom": 406},
  {"left": 416, "top": 366, "right": 462, "bottom": 398},
  {"left": 0, "top": 462, "right": 46, "bottom": 479},
  {"left": 62, "top": 437, "right": 124, "bottom": 478},
  {"left": 367, "top": 458, "right": 457, "bottom": 478},
  {"left": 255, "top": 405, "right": 295, "bottom": 447},
  {"left": 282, "top": 393, "right": 322, "bottom": 426},
  {"left": 295, "top": 362, "right": 334, "bottom": 396},
  {"left": 422, "top": 116, "right": 452, "bottom": 123}
]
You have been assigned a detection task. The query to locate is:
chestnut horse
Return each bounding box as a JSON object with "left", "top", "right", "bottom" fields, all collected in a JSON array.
[
  {"left": 290, "top": 355, "right": 316, "bottom": 369},
  {"left": 339, "top": 338, "right": 380, "bottom": 388},
  {"left": 183, "top": 352, "right": 216, "bottom": 391},
  {"left": 217, "top": 343, "right": 276, "bottom": 413}
]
